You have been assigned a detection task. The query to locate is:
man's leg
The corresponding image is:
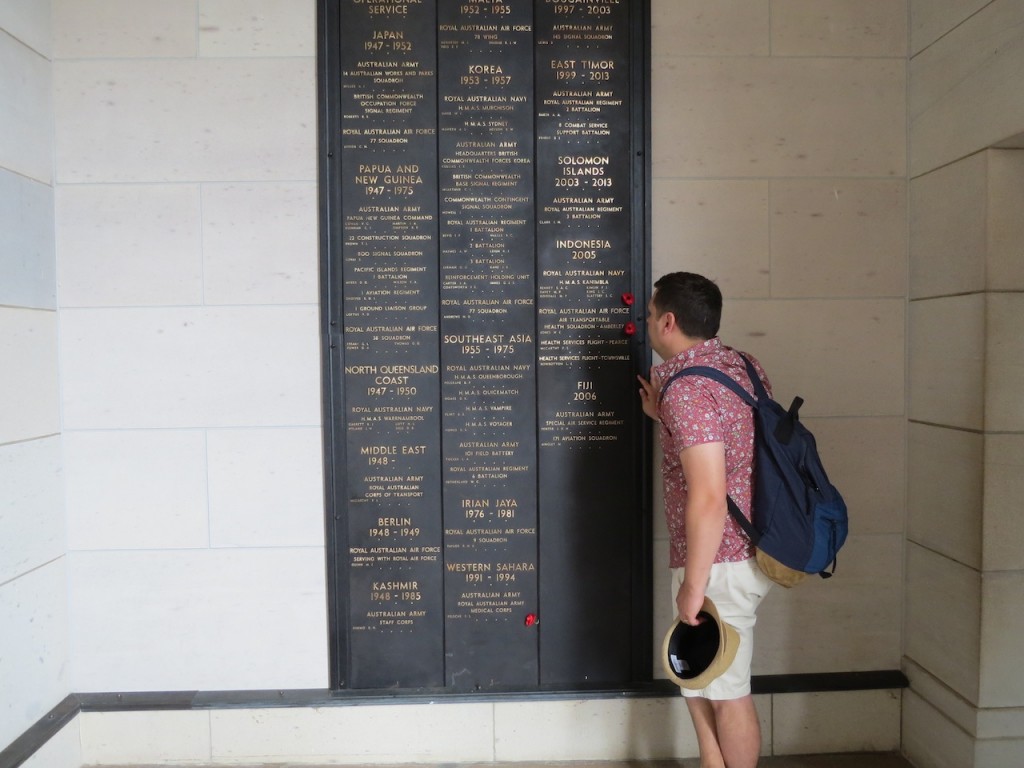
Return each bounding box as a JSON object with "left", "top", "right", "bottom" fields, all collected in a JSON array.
[
  {"left": 710, "top": 695, "right": 760, "bottom": 768},
  {"left": 684, "top": 697, "right": 725, "bottom": 768}
]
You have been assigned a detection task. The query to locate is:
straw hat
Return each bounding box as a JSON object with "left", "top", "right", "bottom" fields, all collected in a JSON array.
[{"left": 661, "top": 597, "right": 740, "bottom": 689}]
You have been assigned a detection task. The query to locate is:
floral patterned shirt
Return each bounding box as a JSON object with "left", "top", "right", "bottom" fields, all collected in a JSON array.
[{"left": 656, "top": 337, "right": 772, "bottom": 568}]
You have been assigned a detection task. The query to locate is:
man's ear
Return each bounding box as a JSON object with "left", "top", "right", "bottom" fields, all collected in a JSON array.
[{"left": 659, "top": 310, "right": 677, "bottom": 334}]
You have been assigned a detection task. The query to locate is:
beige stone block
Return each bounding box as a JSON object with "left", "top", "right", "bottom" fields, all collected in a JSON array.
[
  {"left": 199, "top": 0, "right": 315, "bottom": 57},
  {"left": 495, "top": 697, "right": 720, "bottom": 760},
  {"left": 54, "top": 58, "right": 314, "bottom": 183},
  {"left": 772, "top": 0, "right": 907, "bottom": 57},
  {"left": 652, "top": 179, "right": 770, "bottom": 298},
  {"left": 0, "top": 32, "right": 52, "bottom": 184},
  {"left": 0, "top": 0, "right": 52, "bottom": 58},
  {"left": 651, "top": 541, "right": 673, "bottom": 678},
  {"left": 910, "top": 0, "right": 1024, "bottom": 176},
  {"left": 755, "top": 534, "right": 901, "bottom": 674},
  {"left": 908, "top": 294, "right": 985, "bottom": 430},
  {"left": 805, "top": 416, "right": 904, "bottom": 535},
  {"left": 53, "top": 0, "right": 196, "bottom": 58},
  {"left": 771, "top": 179, "right": 907, "bottom": 298},
  {"left": 910, "top": 152, "right": 987, "bottom": 299},
  {"left": 653, "top": 57, "right": 905, "bottom": 178},
  {"left": 0, "top": 308, "right": 60, "bottom": 444},
  {"left": 721, "top": 299, "right": 905, "bottom": 418},
  {"left": 60, "top": 306, "right": 320, "bottom": 429},
  {"left": 903, "top": 689, "right": 976, "bottom": 768},
  {"left": 20, "top": 716, "right": 81, "bottom": 768},
  {"left": 772, "top": 690, "right": 900, "bottom": 754},
  {"left": 987, "top": 149, "right": 1024, "bottom": 290},
  {"left": 977, "top": 737, "right": 1024, "bottom": 768},
  {"left": 202, "top": 182, "right": 318, "bottom": 305},
  {"left": 56, "top": 184, "right": 203, "bottom": 307},
  {"left": 211, "top": 704, "right": 493, "bottom": 763},
  {"left": 79, "top": 711, "right": 211, "bottom": 765},
  {"left": 651, "top": 0, "right": 769, "bottom": 57},
  {"left": 907, "top": 423, "right": 983, "bottom": 569},
  {"left": 905, "top": 542, "right": 981, "bottom": 703},
  {"left": 903, "top": 659, "right": 980, "bottom": 737},
  {"left": 0, "top": 438, "right": 64, "bottom": 585},
  {"left": 984, "top": 434, "right": 1024, "bottom": 572},
  {"left": 0, "top": 169, "right": 56, "bottom": 310},
  {"left": 985, "top": 293, "right": 1024, "bottom": 431},
  {"left": 0, "top": 561, "right": 70, "bottom": 751},
  {"left": 980, "top": 571, "right": 1024, "bottom": 707},
  {"left": 910, "top": 0, "right": 991, "bottom": 54}
]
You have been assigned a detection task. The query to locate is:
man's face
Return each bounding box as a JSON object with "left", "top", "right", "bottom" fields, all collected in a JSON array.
[{"left": 646, "top": 294, "right": 665, "bottom": 358}]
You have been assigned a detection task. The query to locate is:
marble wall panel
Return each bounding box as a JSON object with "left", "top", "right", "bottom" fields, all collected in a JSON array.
[
  {"left": 210, "top": 704, "right": 494, "bottom": 763},
  {"left": 54, "top": 58, "right": 315, "bottom": 183},
  {"left": 0, "top": 31, "right": 53, "bottom": 184},
  {"left": 772, "top": 689, "right": 901, "bottom": 754},
  {"left": 52, "top": 0, "right": 196, "bottom": 58},
  {"left": 986, "top": 149, "right": 1024, "bottom": 290},
  {"left": 207, "top": 427, "right": 324, "bottom": 548},
  {"left": 64, "top": 430, "right": 209, "bottom": 551},
  {"left": 771, "top": 179, "right": 907, "bottom": 298},
  {"left": 60, "top": 306, "right": 320, "bottom": 430},
  {"left": 69, "top": 548, "right": 328, "bottom": 691},
  {"left": 910, "top": 0, "right": 1024, "bottom": 176},
  {"left": 0, "top": 560, "right": 70, "bottom": 751},
  {"left": 905, "top": 542, "right": 981, "bottom": 703},
  {"left": 907, "top": 294, "right": 985, "bottom": 431},
  {"left": 984, "top": 293, "right": 1024, "bottom": 432},
  {"left": 979, "top": 570, "right": 1024, "bottom": 707},
  {"left": 754, "top": 534, "right": 902, "bottom": 674},
  {"left": 907, "top": 422, "right": 983, "bottom": 569},
  {"left": 772, "top": 0, "right": 908, "bottom": 57},
  {"left": 983, "top": 434, "right": 1024, "bottom": 572},
  {"left": 805, "top": 416, "right": 905, "bottom": 536},
  {"left": 56, "top": 184, "right": 203, "bottom": 307},
  {"left": 909, "top": 151, "right": 986, "bottom": 298},
  {"left": 199, "top": 0, "right": 315, "bottom": 58},
  {"left": 0, "top": 437, "right": 64, "bottom": 584},
  {"left": 201, "top": 182, "right": 317, "bottom": 305},
  {"left": 651, "top": 180, "right": 770, "bottom": 299},
  {"left": 651, "top": 0, "right": 769, "bottom": 57},
  {"left": 0, "top": 308, "right": 60, "bottom": 444},
  {"left": 79, "top": 711, "right": 211, "bottom": 765},
  {"left": 0, "top": 169, "right": 55, "bottom": 309},
  {"left": 0, "top": 0, "right": 53, "bottom": 57},
  {"left": 720, "top": 298, "right": 905, "bottom": 418},
  {"left": 652, "top": 57, "right": 905, "bottom": 178}
]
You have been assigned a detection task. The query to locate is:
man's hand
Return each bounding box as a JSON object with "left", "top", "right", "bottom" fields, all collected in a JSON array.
[
  {"left": 637, "top": 366, "right": 662, "bottom": 422},
  {"left": 676, "top": 578, "right": 706, "bottom": 626}
]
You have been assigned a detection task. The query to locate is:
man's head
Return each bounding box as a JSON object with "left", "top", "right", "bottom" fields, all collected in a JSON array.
[{"left": 647, "top": 272, "right": 722, "bottom": 358}]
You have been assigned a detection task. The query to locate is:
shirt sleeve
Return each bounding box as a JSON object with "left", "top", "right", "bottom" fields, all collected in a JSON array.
[{"left": 661, "top": 378, "right": 726, "bottom": 450}]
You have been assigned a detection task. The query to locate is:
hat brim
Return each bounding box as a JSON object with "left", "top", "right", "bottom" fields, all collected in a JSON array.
[{"left": 661, "top": 597, "right": 740, "bottom": 690}]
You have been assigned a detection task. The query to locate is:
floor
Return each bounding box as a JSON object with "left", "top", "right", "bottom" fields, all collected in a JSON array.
[{"left": 268, "top": 758, "right": 917, "bottom": 768}]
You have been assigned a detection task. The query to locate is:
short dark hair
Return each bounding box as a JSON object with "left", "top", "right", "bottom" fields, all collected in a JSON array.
[{"left": 652, "top": 272, "right": 722, "bottom": 339}]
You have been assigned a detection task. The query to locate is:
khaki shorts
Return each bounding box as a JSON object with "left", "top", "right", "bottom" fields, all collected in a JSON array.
[{"left": 670, "top": 557, "right": 772, "bottom": 700}]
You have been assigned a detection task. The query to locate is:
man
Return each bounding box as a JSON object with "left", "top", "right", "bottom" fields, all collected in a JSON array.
[{"left": 637, "top": 272, "right": 773, "bottom": 768}]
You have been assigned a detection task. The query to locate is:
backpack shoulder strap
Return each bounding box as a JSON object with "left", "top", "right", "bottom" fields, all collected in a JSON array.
[
  {"left": 737, "top": 353, "right": 770, "bottom": 402},
  {"left": 659, "top": 365, "right": 758, "bottom": 408}
]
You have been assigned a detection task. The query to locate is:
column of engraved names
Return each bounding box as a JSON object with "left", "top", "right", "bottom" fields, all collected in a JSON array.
[
  {"left": 339, "top": 0, "right": 442, "bottom": 688},
  {"left": 438, "top": 0, "right": 539, "bottom": 688},
  {"left": 534, "top": 0, "right": 635, "bottom": 683}
]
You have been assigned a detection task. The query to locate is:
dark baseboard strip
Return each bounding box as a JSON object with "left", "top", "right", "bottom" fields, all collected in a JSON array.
[{"left": 3, "top": 672, "right": 909, "bottom": 768}]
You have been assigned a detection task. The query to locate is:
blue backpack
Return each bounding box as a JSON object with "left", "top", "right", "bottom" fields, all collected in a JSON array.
[{"left": 661, "top": 354, "right": 848, "bottom": 587}]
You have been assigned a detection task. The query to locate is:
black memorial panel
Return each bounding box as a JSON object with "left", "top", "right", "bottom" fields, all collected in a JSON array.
[{"left": 322, "top": 0, "right": 650, "bottom": 692}]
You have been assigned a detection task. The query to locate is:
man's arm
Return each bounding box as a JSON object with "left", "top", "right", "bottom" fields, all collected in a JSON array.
[{"left": 677, "top": 441, "right": 728, "bottom": 625}]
